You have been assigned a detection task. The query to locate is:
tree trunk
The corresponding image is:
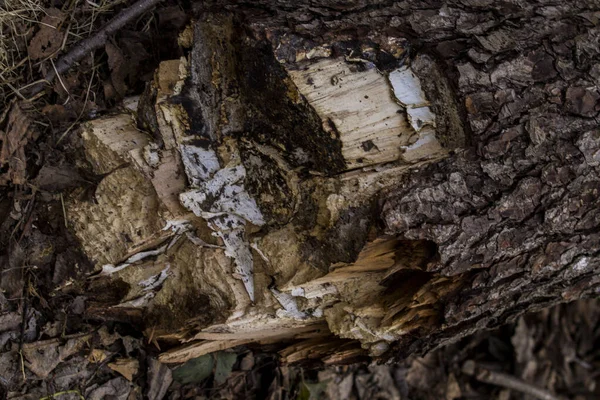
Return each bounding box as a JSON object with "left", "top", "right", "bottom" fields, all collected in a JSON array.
[{"left": 66, "top": 0, "right": 600, "bottom": 365}]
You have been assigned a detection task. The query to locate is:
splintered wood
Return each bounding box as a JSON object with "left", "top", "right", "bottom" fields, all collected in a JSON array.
[{"left": 67, "top": 16, "right": 466, "bottom": 364}]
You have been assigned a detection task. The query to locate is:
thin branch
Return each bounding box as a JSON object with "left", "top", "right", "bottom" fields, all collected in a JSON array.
[
  {"left": 24, "top": 0, "right": 164, "bottom": 97},
  {"left": 462, "top": 360, "right": 566, "bottom": 400}
]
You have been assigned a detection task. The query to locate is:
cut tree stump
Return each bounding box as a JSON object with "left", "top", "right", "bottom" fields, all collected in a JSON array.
[{"left": 66, "top": 3, "right": 600, "bottom": 366}]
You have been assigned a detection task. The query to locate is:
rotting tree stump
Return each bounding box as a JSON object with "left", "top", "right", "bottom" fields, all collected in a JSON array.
[{"left": 65, "top": 2, "right": 600, "bottom": 366}]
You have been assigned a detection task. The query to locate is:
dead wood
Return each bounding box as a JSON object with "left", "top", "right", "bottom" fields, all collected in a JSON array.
[{"left": 56, "top": 0, "right": 600, "bottom": 368}]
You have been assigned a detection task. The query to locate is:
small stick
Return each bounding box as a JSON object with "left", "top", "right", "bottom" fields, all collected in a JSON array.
[
  {"left": 462, "top": 360, "right": 565, "bottom": 400},
  {"left": 24, "top": 0, "right": 164, "bottom": 97},
  {"left": 60, "top": 193, "right": 68, "bottom": 228}
]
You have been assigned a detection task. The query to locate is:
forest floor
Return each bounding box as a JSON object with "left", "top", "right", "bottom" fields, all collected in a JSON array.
[{"left": 0, "top": 1, "right": 598, "bottom": 399}]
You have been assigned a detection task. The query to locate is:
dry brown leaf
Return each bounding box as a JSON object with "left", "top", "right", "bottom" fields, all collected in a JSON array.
[
  {"left": 86, "top": 376, "right": 132, "bottom": 400},
  {"left": 88, "top": 348, "right": 110, "bottom": 363},
  {"left": 0, "top": 101, "right": 37, "bottom": 185},
  {"left": 22, "top": 335, "right": 91, "bottom": 378},
  {"left": 446, "top": 373, "right": 462, "bottom": 400},
  {"left": 0, "top": 312, "right": 21, "bottom": 332},
  {"left": 28, "top": 8, "right": 66, "bottom": 60},
  {"left": 106, "top": 42, "right": 128, "bottom": 98},
  {"left": 34, "top": 164, "right": 83, "bottom": 192},
  {"left": 108, "top": 357, "right": 139, "bottom": 381},
  {"left": 147, "top": 358, "right": 173, "bottom": 400}
]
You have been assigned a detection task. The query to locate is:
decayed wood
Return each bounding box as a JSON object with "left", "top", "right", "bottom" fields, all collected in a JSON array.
[
  {"left": 66, "top": 12, "right": 461, "bottom": 364},
  {"left": 67, "top": 0, "right": 600, "bottom": 366}
]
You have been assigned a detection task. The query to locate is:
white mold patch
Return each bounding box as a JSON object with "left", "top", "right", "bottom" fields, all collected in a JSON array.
[
  {"left": 388, "top": 67, "right": 446, "bottom": 163},
  {"left": 212, "top": 218, "right": 256, "bottom": 302},
  {"left": 115, "top": 292, "right": 155, "bottom": 308},
  {"left": 139, "top": 265, "right": 171, "bottom": 291},
  {"left": 180, "top": 165, "right": 264, "bottom": 226},
  {"left": 388, "top": 66, "right": 436, "bottom": 133},
  {"left": 271, "top": 288, "right": 308, "bottom": 319},
  {"left": 100, "top": 263, "right": 131, "bottom": 276},
  {"left": 179, "top": 145, "right": 221, "bottom": 186},
  {"left": 178, "top": 146, "right": 265, "bottom": 302},
  {"left": 125, "top": 242, "right": 169, "bottom": 264}
]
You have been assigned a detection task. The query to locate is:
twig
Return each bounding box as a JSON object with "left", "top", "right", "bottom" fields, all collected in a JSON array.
[
  {"left": 24, "top": 0, "right": 164, "bottom": 97},
  {"left": 18, "top": 272, "right": 30, "bottom": 382},
  {"left": 462, "top": 360, "right": 566, "bottom": 400},
  {"left": 39, "top": 389, "right": 85, "bottom": 400},
  {"left": 50, "top": 59, "right": 71, "bottom": 104},
  {"left": 60, "top": 193, "right": 68, "bottom": 228},
  {"left": 57, "top": 63, "right": 95, "bottom": 144},
  {"left": 19, "top": 349, "right": 26, "bottom": 382}
]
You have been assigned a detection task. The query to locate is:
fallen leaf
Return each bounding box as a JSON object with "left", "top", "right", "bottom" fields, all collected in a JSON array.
[
  {"left": 42, "top": 104, "right": 76, "bottom": 126},
  {"left": 34, "top": 164, "right": 83, "bottom": 192},
  {"left": 108, "top": 357, "right": 139, "bottom": 381},
  {"left": 0, "top": 102, "right": 37, "bottom": 185},
  {"left": 297, "top": 381, "right": 327, "bottom": 400},
  {"left": 22, "top": 335, "right": 91, "bottom": 378},
  {"left": 89, "top": 349, "right": 110, "bottom": 363},
  {"left": 172, "top": 354, "right": 214, "bottom": 385},
  {"left": 28, "top": 8, "right": 66, "bottom": 60},
  {"left": 214, "top": 351, "right": 237, "bottom": 384},
  {"left": 446, "top": 373, "right": 462, "bottom": 400},
  {"left": 98, "top": 325, "right": 122, "bottom": 347},
  {"left": 52, "top": 72, "right": 79, "bottom": 100},
  {"left": 0, "top": 312, "right": 21, "bottom": 332},
  {"left": 52, "top": 357, "right": 94, "bottom": 391},
  {"left": 86, "top": 376, "right": 132, "bottom": 400},
  {"left": 106, "top": 43, "right": 128, "bottom": 98},
  {"left": 147, "top": 358, "right": 173, "bottom": 400},
  {"left": 118, "top": 32, "right": 152, "bottom": 85}
]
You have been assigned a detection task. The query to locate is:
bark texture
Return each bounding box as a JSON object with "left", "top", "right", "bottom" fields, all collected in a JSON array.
[{"left": 194, "top": 0, "right": 600, "bottom": 357}]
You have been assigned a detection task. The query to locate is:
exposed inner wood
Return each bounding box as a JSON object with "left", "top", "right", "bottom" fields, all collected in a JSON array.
[{"left": 67, "top": 15, "right": 467, "bottom": 364}]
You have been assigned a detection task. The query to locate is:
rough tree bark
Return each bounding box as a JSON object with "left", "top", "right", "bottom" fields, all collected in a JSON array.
[{"left": 66, "top": 0, "right": 600, "bottom": 365}]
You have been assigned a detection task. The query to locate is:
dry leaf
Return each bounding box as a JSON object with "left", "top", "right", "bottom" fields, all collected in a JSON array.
[
  {"left": 108, "top": 357, "right": 139, "bottom": 381},
  {"left": 446, "top": 373, "right": 462, "bottom": 400},
  {"left": 147, "top": 358, "right": 173, "bottom": 400},
  {"left": 106, "top": 42, "right": 128, "bottom": 98},
  {"left": 0, "top": 312, "right": 21, "bottom": 332},
  {"left": 88, "top": 348, "right": 110, "bottom": 363},
  {"left": 86, "top": 377, "right": 132, "bottom": 400},
  {"left": 0, "top": 101, "right": 37, "bottom": 185},
  {"left": 34, "top": 164, "right": 83, "bottom": 192},
  {"left": 22, "top": 335, "right": 91, "bottom": 378},
  {"left": 28, "top": 8, "right": 66, "bottom": 60}
]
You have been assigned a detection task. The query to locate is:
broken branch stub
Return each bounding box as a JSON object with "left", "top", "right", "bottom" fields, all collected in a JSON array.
[{"left": 68, "top": 15, "right": 466, "bottom": 364}]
